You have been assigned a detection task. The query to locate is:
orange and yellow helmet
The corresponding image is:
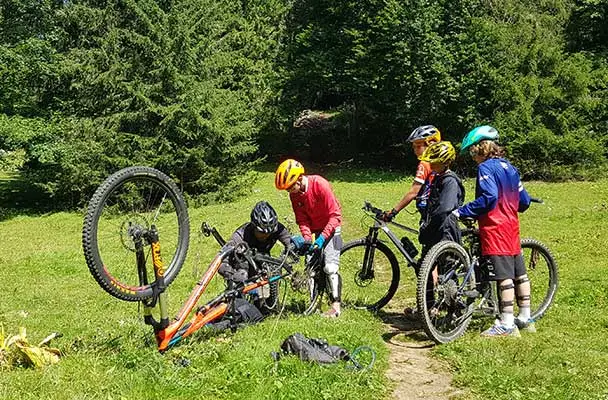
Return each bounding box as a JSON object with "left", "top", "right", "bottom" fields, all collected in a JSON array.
[{"left": 275, "top": 159, "right": 305, "bottom": 190}]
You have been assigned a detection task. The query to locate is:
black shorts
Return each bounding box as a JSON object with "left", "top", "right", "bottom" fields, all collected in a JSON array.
[{"left": 484, "top": 254, "right": 526, "bottom": 281}]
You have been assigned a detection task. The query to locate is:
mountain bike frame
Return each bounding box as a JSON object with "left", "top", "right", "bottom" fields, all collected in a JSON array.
[
  {"left": 359, "top": 201, "right": 420, "bottom": 272},
  {"left": 137, "top": 223, "right": 296, "bottom": 353}
]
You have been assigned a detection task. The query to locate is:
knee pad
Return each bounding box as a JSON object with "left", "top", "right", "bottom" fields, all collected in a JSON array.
[
  {"left": 516, "top": 295, "right": 531, "bottom": 301},
  {"left": 500, "top": 300, "right": 514, "bottom": 309},
  {"left": 499, "top": 282, "right": 515, "bottom": 291},
  {"left": 327, "top": 273, "right": 342, "bottom": 303},
  {"left": 515, "top": 275, "right": 530, "bottom": 285},
  {"left": 323, "top": 262, "right": 339, "bottom": 275}
]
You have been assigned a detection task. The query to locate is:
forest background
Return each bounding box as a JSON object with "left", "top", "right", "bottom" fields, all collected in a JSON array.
[{"left": 1, "top": 0, "right": 607, "bottom": 208}]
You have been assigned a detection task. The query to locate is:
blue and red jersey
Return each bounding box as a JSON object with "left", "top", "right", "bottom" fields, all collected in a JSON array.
[
  {"left": 289, "top": 175, "right": 342, "bottom": 241},
  {"left": 457, "top": 158, "right": 531, "bottom": 256}
]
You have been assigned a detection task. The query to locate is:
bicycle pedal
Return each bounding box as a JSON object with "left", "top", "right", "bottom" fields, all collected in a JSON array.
[{"left": 463, "top": 289, "right": 480, "bottom": 298}]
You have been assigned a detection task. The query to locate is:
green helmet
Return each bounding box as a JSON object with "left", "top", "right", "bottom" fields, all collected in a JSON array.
[{"left": 460, "top": 125, "right": 499, "bottom": 154}]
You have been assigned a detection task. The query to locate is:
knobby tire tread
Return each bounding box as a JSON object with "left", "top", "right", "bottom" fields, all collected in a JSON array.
[{"left": 82, "top": 166, "right": 189, "bottom": 301}]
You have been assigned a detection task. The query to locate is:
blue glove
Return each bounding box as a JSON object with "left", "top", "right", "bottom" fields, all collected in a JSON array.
[
  {"left": 291, "top": 235, "right": 305, "bottom": 249},
  {"left": 313, "top": 235, "right": 326, "bottom": 250}
]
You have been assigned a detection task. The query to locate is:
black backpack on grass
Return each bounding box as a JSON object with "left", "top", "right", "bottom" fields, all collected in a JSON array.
[{"left": 276, "top": 333, "right": 350, "bottom": 364}]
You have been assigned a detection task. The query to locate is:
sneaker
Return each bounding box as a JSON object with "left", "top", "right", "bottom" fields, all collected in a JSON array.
[
  {"left": 322, "top": 307, "right": 341, "bottom": 318},
  {"left": 514, "top": 318, "right": 537, "bottom": 333},
  {"left": 481, "top": 323, "right": 521, "bottom": 338}
]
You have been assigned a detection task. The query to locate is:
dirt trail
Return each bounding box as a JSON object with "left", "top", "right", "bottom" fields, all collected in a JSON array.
[{"left": 380, "top": 309, "right": 466, "bottom": 400}]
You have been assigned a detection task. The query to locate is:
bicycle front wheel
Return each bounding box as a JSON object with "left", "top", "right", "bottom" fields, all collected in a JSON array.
[
  {"left": 340, "top": 239, "right": 400, "bottom": 311},
  {"left": 521, "top": 238, "right": 558, "bottom": 320},
  {"left": 417, "top": 241, "right": 474, "bottom": 344},
  {"left": 82, "top": 166, "right": 190, "bottom": 301}
]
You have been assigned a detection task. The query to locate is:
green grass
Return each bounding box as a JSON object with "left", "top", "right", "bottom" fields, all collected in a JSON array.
[{"left": 1, "top": 168, "right": 607, "bottom": 399}]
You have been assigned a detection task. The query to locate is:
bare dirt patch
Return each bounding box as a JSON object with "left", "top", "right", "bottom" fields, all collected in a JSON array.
[{"left": 379, "top": 309, "right": 466, "bottom": 400}]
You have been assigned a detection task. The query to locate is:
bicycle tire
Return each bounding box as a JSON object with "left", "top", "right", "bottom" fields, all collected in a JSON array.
[
  {"left": 82, "top": 166, "right": 190, "bottom": 301},
  {"left": 340, "top": 239, "right": 400, "bottom": 311},
  {"left": 288, "top": 254, "right": 325, "bottom": 315},
  {"left": 520, "top": 238, "right": 558, "bottom": 320},
  {"left": 302, "top": 273, "right": 324, "bottom": 315},
  {"left": 417, "top": 241, "right": 474, "bottom": 344},
  {"left": 258, "top": 264, "right": 282, "bottom": 313}
]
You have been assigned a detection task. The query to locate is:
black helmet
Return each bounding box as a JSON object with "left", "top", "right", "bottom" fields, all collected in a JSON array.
[{"left": 251, "top": 201, "right": 278, "bottom": 234}]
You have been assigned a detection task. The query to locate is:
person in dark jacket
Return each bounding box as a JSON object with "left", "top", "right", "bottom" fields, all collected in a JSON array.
[
  {"left": 218, "top": 201, "right": 291, "bottom": 284},
  {"left": 410, "top": 141, "right": 465, "bottom": 320},
  {"left": 417, "top": 141, "right": 465, "bottom": 260}
]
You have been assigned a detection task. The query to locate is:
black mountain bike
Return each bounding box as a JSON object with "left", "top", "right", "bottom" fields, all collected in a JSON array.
[
  {"left": 416, "top": 207, "right": 559, "bottom": 344},
  {"left": 340, "top": 201, "right": 420, "bottom": 311}
]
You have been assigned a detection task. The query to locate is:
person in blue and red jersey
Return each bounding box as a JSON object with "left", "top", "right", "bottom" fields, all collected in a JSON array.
[
  {"left": 454, "top": 125, "right": 533, "bottom": 337},
  {"left": 275, "top": 159, "right": 343, "bottom": 318}
]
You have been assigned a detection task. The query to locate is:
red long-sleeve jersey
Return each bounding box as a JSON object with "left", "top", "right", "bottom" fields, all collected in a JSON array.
[{"left": 289, "top": 175, "right": 342, "bottom": 241}]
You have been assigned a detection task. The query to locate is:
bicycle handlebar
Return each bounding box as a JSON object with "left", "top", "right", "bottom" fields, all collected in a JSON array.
[{"left": 362, "top": 201, "right": 384, "bottom": 219}]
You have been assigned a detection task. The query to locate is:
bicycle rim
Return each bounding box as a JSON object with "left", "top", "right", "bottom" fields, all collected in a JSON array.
[
  {"left": 417, "top": 241, "right": 473, "bottom": 344},
  {"left": 340, "top": 239, "right": 400, "bottom": 311},
  {"left": 520, "top": 238, "right": 558, "bottom": 320},
  {"left": 82, "top": 166, "right": 190, "bottom": 301}
]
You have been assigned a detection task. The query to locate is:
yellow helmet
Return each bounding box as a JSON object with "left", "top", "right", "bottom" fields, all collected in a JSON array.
[
  {"left": 418, "top": 141, "right": 456, "bottom": 164},
  {"left": 275, "top": 159, "right": 305, "bottom": 190}
]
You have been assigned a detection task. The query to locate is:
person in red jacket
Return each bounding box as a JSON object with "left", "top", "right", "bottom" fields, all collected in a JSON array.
[{"left": 275, "top": 159, "right": 343, "bottom": 318}]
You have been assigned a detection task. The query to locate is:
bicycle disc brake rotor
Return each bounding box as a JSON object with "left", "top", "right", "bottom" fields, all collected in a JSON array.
[
  {"left": 354, "top": 267, "right": 374, "bottom": 287},
  {"left": 119, "top": 215, "right": 150, "bottom": 252}
]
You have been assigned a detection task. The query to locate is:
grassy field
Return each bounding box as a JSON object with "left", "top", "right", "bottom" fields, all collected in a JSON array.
[{"left": 1, "top": 167, "right": 607, "bottom": 399}]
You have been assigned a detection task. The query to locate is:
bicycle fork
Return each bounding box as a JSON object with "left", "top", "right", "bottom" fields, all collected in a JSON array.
[
  {"left": 358, "top": 229, "right": 380, "bottom": 282},
  {"left": 134, "top": 226, "right": 171, "bottom": 332}
]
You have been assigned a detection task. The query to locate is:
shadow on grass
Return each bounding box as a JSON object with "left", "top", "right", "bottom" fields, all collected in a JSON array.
[
  {"left": 0, "top": 171, "right": 54, "bottom": 221},
  {"left": 376, "top": 309, "right": 433, "bottom": 346}
]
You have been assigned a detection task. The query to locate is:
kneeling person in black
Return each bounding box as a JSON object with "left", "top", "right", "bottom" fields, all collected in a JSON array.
[
  {"left": 212, "top": 201, "right": 291, "bottom": 329},
  {"left": 219, "top": 201, "right": 292, "bottom": 284}
]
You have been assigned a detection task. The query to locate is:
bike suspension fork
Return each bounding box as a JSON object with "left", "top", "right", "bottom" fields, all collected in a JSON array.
[
  {"left": 360, "top": 228, "right": 380, "bottom": 279},
  {"left": 138, "top": 225, "right": 170, "bottom": 331}
]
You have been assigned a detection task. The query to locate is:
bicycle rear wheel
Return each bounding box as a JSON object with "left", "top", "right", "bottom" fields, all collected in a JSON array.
[
  {"left": 520, "top": 238, "right": 558, "bottom": 320},
  {"left": 340, "top": 239, "right": 400, "bottom": 311},
  {"left": 417, "top": 241, "right": 474, "bottom": 344},
  {"left": 82, "top": 166, "right": 190, "bottom": 301}
]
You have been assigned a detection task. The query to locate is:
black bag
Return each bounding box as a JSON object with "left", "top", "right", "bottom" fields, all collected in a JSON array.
[
  {"left": 207, "top": 298, "right": 264, "bottom": 331},
  {"left": 278, "top": 333, "right": 349, "bottom": 364}
]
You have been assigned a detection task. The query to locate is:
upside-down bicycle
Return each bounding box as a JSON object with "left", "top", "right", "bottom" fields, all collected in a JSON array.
[
  {"left": 82, "top": 166, "right": 329, "bottom": 352},
  {"left": 416, "top": 202, "right": 559, "bottom": 344}
]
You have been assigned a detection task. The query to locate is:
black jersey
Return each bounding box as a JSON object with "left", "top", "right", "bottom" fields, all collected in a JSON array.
[
  {"left": 226, "top": 222, "right": 291, "bottom": 254},
  {"left": 419, "top": 170, "right": 465, "bottom": 247}
]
